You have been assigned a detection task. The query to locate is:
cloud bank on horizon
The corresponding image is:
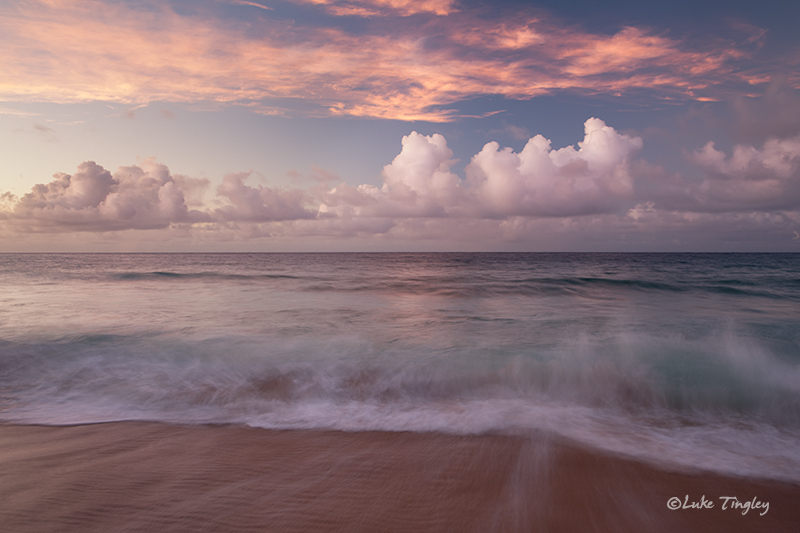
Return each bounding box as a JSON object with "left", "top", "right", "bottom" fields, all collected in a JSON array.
[
  {"left": 1, "top": 0, "right": 799, "bottom": 250},
  {"left": 3, "top": 118, "right": 799, "bottom": 250}
]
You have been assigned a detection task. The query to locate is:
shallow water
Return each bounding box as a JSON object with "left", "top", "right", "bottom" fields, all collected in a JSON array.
[{"left": 1, "top": 252, "right": 799, "bottom": 481}]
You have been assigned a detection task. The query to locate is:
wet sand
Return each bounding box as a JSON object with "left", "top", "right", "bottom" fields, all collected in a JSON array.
[{"left": 1, "top": 422, "right": 797, "bottom": 532}]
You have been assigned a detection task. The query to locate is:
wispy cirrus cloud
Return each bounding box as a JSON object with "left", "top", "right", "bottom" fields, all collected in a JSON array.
[
  {"left": 0, "top": 0, "right": 770, "bottom": 121},
  {"left": 226, "top": 0, "right": 273, "bottom": 11},
  {"left": 288, "top": 0, "right": 458, "bottom": 17}
]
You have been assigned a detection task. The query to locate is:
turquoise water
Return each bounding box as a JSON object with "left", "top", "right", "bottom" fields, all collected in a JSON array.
[{"left": 1, "top": 253, "right": 799, "bottom": 480}]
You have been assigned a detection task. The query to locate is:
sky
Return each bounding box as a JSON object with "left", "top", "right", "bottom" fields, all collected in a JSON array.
[{"left": 1, "top": 0, "right": 799, "bottom": 251}]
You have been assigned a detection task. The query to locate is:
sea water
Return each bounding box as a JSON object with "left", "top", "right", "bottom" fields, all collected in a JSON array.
[{"left": 1, "top": 253, "right": 799, "bottom": 481}]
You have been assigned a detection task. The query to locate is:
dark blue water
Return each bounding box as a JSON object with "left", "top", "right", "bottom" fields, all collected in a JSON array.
[{"left": 1, "top": 253, "right": 799, "bottom": 480}]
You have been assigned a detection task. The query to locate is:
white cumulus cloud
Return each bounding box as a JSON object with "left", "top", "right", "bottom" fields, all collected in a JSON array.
[
  {"left": 686, "top": 134, "right": 800, "bottom": 212},
  {"left": 321, "top": 118, "right": 643, "bottom": 223},
  {"left": 5, "top": 160, "right": 209, "bottom": 231},
  {"left": 214, "top": 172, "right": 316, "bottom": 222},
  {"left": 4, "top": 117, "right": 799, "bottom": 251},
  {"left": 466, "top": 118, "right": 643, "bottom": 217},
  {"left": 319, "top": 131, "right": 462, "bottom": 219}
]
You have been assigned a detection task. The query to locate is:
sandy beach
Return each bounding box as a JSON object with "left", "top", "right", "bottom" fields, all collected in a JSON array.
[{"left": 1, "top": 422, "right": 797, "bottom": 532}]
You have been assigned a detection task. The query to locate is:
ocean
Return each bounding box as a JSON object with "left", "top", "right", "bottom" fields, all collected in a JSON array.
[{"left": 2, "top": 252, "right": 799, "bottom": 487}]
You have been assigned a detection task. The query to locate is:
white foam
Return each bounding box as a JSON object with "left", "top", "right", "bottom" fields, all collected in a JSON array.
[{"left": 5, "top": 392, "right": 800, "bottom": 484}]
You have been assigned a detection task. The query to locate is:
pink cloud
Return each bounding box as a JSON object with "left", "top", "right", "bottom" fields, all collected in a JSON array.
[
  {"left": 5, "top": 160, "right": 209, "bottom": 231},
  {"left": 2, "top": 160, "right": 315, "bottom": 231},
  {"left": 288, "top": 0, "right": 457, "bottom": 17},
  {"left": 685, "top": 135, "right": 800, "bottom": 211},
  {"left": 3, "top": 119, "right": 799, "bottom": 249},
  {"left": 466, "top": 118, "right": 643, "bottom": 217},
  {"left": 320, "top": 131, "right": 462, "bottom": 218},
  {"left": 320, "top": 119, "right": 643, "bottom": 220},
  {"left": 0, "top": 0, "right": 768, "bottom": 121},
  {"left": 215, "top": 173, "right": 317, "bottom": 221}
]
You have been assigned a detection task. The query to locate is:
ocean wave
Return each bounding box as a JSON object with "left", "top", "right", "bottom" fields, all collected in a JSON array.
[
  {"left": 2, "top": 330, "right": 800, "bottom": 481},
  {"left": 1, "top": 253, "right": 799, "bottom": 483}
]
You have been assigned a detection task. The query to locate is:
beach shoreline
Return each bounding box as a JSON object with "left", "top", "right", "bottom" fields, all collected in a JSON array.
[{"left": 1, "top": 421, "right": 797, "bottom": 532}]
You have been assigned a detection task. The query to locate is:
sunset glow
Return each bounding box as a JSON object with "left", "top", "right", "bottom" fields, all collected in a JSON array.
[{"left": 1, "top": 0, "right": 799, "bottom": 250}]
